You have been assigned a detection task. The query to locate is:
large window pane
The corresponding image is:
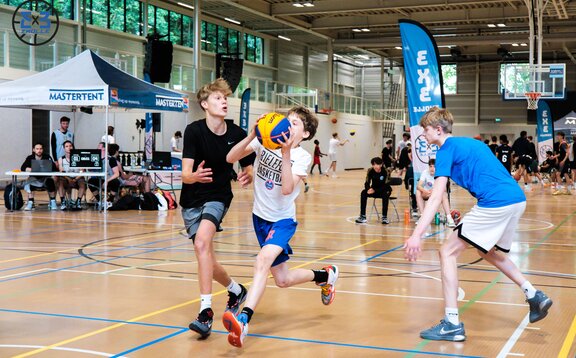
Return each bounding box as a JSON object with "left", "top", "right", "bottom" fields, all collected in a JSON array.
[
  {"left": 53, "top": 0, "right": 73, "bottom": 20},
  {"left": 35, "top": 42, "right": 53, "bottom": 71},
  {"left": 9, "top": 34, "right": 30, "bottom": 70},
  {"left": 441, "top": 64, "right": 457, "bottom": 94},
  {"left": 109, "top": 0, "right": 125, "bottom": 32},
  {"left": 228, "top": 29, "right": 239, "bottom": 54},
  {"left": 125, "top": 0, "right": 141, "bottom": 35},
  {"left": 147, "top": 4, "right": 154, "bottom": 34},
  {"left": 91, "top": 0, "right": 108, "bottom": 28},
  {"left": 57, "top": 42, "right": 74, "bottom": 64},
  {"left": 255, "top": 36, "right": 263, "bottom": 64},
  {"left": 155, "top": 7, "right": 168, "bottom": 36},
  {"left": 217, "top": 26, "right": 228, "bottom": 53},
  {"left": 182, "top": 15, "right": 193, "bottom": 47},
  {"left": 169, "top": 12, "right": 182, "bottom": 45},
  {"left": 245, "top": 34, "right": 255, "bottom": 62},
  {"left": 204, "top": 22, "right": 216, "bottom": 52}
]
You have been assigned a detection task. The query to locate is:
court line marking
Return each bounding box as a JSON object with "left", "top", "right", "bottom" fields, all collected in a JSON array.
[
  {"left": 110, "top": 328, "right": 189, "bottom": 357},
  {"left": 0, "top": 268, "right": 49, "bottom": 280},
  {"left": 0, "top": 345, "right": 123, "bottom": 357},
  {"left": 496, "top": 313, "right": 529, "bottom": 358},
  {"left": 13, "top": 239, "right": 380, "bottom": 357},
  {"left": 558, "top": 313, "right": 576, "bottom": 358}
]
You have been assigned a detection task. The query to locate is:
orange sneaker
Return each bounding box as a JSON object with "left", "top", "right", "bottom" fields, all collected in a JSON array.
[
  {"left": 222, "top": 311, "right": 249, "bottom": 348},
  {"left": 318, "top": 265, "right": 339, "bottom": 305}
]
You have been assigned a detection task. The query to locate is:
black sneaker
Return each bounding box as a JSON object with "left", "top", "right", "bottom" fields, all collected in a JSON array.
[
  {"left": 527, "top": 290, "right": 553, "bottom": 323},
  {"left": 226, "top": 284, "right": 248, "bottom": 315},
  {"left": 355, "top": 215, "right": 367, "bottom": 224},
  {"left": 189, "top": 308, "right": 214, "bottom": 339},
  {"left": 381, "top": 217, "right": 389, "bottom": 225}
]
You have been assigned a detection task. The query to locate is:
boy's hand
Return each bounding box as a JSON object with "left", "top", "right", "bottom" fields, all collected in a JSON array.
[
  {"left": 367, "top": 188, "right": 375, "bottom": 195},
  {"left": 237, "top": 167, "right": 253, "bottom": 188},
  {"left": 403, "top": 234, "right": 422, "bottom": 262},
  {"left": 192, "top": 160, "right": 213, "bottom": 183},
  {"left": 277, "top": 127, "right": 295, "bottom": 155}
]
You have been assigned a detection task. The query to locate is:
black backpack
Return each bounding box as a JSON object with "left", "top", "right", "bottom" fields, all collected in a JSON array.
[
  {"left": 4, "top": 184, "right": 24, "bottom": 210},
  {"left": 109, "top": 195, "right": 140, "bottom": 211},
  {"left": 140, "top": 192, "right": 160, "bottom": 210}
]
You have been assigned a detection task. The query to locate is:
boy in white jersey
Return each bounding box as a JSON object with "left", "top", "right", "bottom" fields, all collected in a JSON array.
[
  {"left": 404, "top": 107, "right": 552, "bottom": 342},
  {"left": 223, "top": 106, "right": 339, "bottom": 348}
]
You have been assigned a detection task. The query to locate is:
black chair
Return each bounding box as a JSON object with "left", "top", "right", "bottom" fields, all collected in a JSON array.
[{"left": 369, "top": 177, "right": 402, "bottom": 223}]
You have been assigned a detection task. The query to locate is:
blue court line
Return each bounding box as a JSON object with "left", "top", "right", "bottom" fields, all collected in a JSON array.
[
  {"left": 361, "top": 229, "right": 446, "bottom": 263},
  {"left": 0, "top": 308, "right": 183, "bottom": 330},
  {"left": 111, "top": 328, "right": 189, "bottom": 357},
  {"left": 0, "top": 229, "right": 251, "bottom": 284}
]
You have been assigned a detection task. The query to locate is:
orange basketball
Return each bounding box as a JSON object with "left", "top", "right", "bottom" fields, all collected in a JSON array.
[
  {"left": 450, "top": 209, "right": 462, "bottom": 225},
  {"left": 513, "top": 171, "right": 521, "bottom": 181}
]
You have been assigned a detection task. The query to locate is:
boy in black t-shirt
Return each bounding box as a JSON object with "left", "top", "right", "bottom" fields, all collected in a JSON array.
[
  {"left": 381, "top": 139, "right": 395, "bottom": 169},
  {"left": 181, "top": 78, "right": 256, "bottom": 339},
  {"left": 496, "top": 135, "right": 513, "bottom": 173},
  {"left": 355, "top": 157, "right": 392, "bottom": 224}
]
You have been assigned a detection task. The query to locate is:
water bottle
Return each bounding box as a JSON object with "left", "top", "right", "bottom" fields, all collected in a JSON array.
[
  {"left": 404, "top": 208, "right": 410, "bottom": 225},
  {"left": 434, "top": 212, "right": 440, "bottom": 225}
]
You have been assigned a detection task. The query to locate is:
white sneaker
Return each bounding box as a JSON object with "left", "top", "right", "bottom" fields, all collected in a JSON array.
[
  {"left": 49, "top": 200, "right": 58, "bottom": 210},
  {"left": 24, "top": 201, "right": 34, "bottom": 211},
  {"left": 60, "top": 202, "right": 67, "bottom": 210},
  {"left": 446, "top": 216, "right": 456, "bottom": 228}
]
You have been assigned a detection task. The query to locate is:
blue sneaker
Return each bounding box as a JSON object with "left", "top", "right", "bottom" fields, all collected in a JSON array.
[
  {"left": 225, "top": 284, "right": 248, "bottom": 314},
  {"left": 420, "top": 319, "right": 466, "bottom": 342},
  {"left": 189, "top": 308, "right": 213, "bottom": 339},
  {"left": 222, "top": 311, "right": 249, "bottom": 348},
  {"left": 527, "top": 290, "right": 552, "bottom": 323}
]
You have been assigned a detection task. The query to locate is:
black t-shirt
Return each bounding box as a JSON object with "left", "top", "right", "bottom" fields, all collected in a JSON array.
[
  {"left": 496, "top": 144, "right": 513, "bottom": 171},
  {"left": 512, "top": 137, "right": 530, "bottom": 157},
  {"left": 488, "top": 143, "right": 498, "bottom": 154},
  {"left": 381, "top": 146, "right": 393, "bottom": 167},
  {"left": 180, "top": 119, "right": 255, "bottom": 208},
  {"left": 364, "top": 168, "right": 388, "bottom": 192}
]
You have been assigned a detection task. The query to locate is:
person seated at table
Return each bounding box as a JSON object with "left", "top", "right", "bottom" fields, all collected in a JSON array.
[
  {"left": 20, "top": 143, "right": 58, "bottom": 211},
  {"left": 355, "top": 157, "right": 392, "bottom": 224},
  {"left": 88, "top": 143, "right": 121, "bottom": 205},
  {"left": 416, "top": 158, "right": 455, "bottom": 228},
  {"left": 112, "top": 144, "right": 152, "bottom": 193},
  {"left": 57, "top": 140, "right": 86, "bottom": 210}
]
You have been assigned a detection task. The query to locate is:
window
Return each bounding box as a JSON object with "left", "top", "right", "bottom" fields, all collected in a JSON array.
[
  {"left": 228, "top": 29, "right": 239, "bottom": 54},
  {"left": 155, "top": 7, "right": 168, "bottom": 37},
  {"left": 169, "top": 12, "right": 182, "bottom": 45},
  {"left": 90, "top": 0, "right": 108, "bottom": 28},
  {"left": 53, "top": 0, "right": 73, "bottom": 20},
  {"left": 109, "top": 0, "right": 125, "bottom": 32},
  {"left": 182, "top": 15, "right": 193, "bottom": 47},
  {"left": 244, "top": 33, "right": 263, "bottom": 64},
  {"left": 125, "top": 0, "right": 141, "bottom": 35},
  {"left": 202, "top": 21, "right": 217, "bottom": 52},
  {"left": 441, "top": 64, "right": 457, "bottom": 94},
  {"left": 217, "top": 26, "right": 228, "bottom": 53}
]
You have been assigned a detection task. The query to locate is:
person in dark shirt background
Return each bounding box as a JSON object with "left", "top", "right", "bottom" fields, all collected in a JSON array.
[
  {"left": 381, "top": 139, "right": 395, "bottom": 169},
  {"left": 355, "top": 157, "right": 392, "bottom": 224}
]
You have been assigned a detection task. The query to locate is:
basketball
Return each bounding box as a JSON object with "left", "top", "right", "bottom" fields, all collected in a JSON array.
[
  {"left": 513, "top": 171, "right": 521, "bottom": 181},
  {"left": 331, "top": 117, "right": 337, "bottom": 124},
  {"left": 255, "top": 112, "right": 291, "bottom": 150},
  {"left": 450, "top": 209, "right": 462, "bottom": 225}
]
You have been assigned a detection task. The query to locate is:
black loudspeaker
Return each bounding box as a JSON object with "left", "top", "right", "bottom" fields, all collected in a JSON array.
[
  {"left": 144, "top": 40, "right": 173, "bottom": 83},
  {"left": 152, "top": 113, "right": 161, "bottom": 132},
  {"left": 216, "top": 54, "right": 244, "bottom": 92}
]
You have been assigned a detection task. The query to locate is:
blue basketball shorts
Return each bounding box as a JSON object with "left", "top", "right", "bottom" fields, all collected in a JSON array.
[{"left": 252, "top": 214, "right": 296, "bottom": 267}]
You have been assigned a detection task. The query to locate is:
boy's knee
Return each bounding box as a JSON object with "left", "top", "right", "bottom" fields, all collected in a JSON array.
[
  {"left": 274, "top": 277, "right": 290, "bottom": 288},
  {"left": 193, "top": 237, "right": 211, "bottom": 255}
]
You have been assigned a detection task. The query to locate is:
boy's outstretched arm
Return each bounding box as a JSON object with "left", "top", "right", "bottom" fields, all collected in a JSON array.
[{"left": 227, "top": 117, "right": 261, "bottom": 164}]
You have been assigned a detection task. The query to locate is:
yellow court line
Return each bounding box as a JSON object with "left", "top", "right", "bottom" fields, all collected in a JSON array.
[
  {"left": 558, "top": 313, "right": 576, "bottom": 358},
  {"left": 0, "top": 231, "right": 178, "bottom": 265},
  {"left": 13, "top": 238, "right": 380, "bottom": 357}
]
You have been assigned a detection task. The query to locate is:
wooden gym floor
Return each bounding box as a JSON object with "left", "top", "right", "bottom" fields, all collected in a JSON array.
[{"left": 0, "top": 171, "right": 575, "bottom": 358}]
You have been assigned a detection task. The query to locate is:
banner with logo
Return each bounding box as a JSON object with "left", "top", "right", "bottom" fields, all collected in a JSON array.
[
  {"left": 398, "top": 19, "right": 445, "bottom": 184},
  {"left": 239, "top": 88, "right": 251, "bottom": 133},
  {"left": 536, "top": 100, "right": 553, "bottom": 163}
]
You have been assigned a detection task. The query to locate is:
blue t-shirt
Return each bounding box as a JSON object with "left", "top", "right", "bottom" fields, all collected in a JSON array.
[{"left": 435, "top": 137, "right": 525, "bottom": 208}]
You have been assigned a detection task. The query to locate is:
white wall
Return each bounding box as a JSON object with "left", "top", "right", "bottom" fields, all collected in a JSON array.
[{"left": 1, "top": 108, "right": 32, "bottom": 176}]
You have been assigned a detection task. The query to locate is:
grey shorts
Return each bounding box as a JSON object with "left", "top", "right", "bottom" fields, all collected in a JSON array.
[{"left": 181, "top": 201, "right": 227, "bottom": 242}]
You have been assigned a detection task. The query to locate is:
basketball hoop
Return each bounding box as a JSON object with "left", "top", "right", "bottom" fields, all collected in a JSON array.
[{"left": 525, "top": 92, "right": 541, "bottom": 110}]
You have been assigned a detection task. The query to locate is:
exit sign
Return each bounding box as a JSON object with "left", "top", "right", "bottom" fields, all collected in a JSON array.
[{"left": 495, "top": 118, "right": 502, "bottom": 122}]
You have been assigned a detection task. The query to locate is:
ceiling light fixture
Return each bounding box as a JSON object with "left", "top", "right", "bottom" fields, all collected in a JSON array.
[
  {"left": 224, "top": 17, "right": 241, "bottom": 25},
  {"left": 395, "top": 46, "right": 402, "bottom": 50},
  {"left": 293, "top": 0, "right": 314, "bottom": 7},
  {"left": 355, "top": 61, "right": 364, "bottom": 65},
  {"left": 512, "top": 43, "right": 519, "bottom": 47},
  {"left": 303, "top": 1, "right": 314, "bottom": 7},
  {"left": 278, "top": 35, "right": 292, "bottom": 41},
  {"left": 333, "top": 54, "right": 343, "bottom": 59},
  {"left": 352, "top": 28, "right": 362, "bottom": 32},
  {"left": 497, "top": 23, "right": 506, "bottom": 27},
  {"left": 356, "top": 54, "right": 369, "bottom": 60},
  {"left": 361, "top": 28, "right": 370, "bottom": 32},
  {"left": 487, "top": 24, "right": 496, "bottom": 28},
  {"left": 177, "top": 2, "right": 194, "bottom": 10}
]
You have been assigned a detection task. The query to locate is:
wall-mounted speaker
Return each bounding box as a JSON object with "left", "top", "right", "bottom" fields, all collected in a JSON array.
[
  {"left": 152, "top": 113, "right": 161, "bottom": 132},
  {"left": 144, "top": 40, "right": 173, "bottom": 83}
]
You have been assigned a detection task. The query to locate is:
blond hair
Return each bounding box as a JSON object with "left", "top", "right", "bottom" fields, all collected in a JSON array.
[
  {"left": 288, "top": 106, "right": 318, "bottom": 141},
  {"left": 196, "top": 78, "right": 232, "bottom": 109},
  {"left": 419, "top": 107, "right": 453, "bottom": 134}
]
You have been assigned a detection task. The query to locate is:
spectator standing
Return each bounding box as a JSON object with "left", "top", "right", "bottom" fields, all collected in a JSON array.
[{"left": 51, "top": 116, "right": 74, "bottom": 167}]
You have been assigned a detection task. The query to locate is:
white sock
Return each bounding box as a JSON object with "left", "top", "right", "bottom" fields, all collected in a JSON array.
[
  {"left": 445, "top": 307, "right": 459, "bottom": 325},
  {"left": 200, "top": 294, "right": 212, "bottom": 312},
  {"left": 227, "top": 280, "right": 242, "bottom": 296},
  {"left": 521, "top": 281, "right": 536, "bottom": 299}
]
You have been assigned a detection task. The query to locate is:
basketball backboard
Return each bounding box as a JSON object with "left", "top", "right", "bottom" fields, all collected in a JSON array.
[{"left": 501, "top": 63, "right": 566, "bottom": 100}]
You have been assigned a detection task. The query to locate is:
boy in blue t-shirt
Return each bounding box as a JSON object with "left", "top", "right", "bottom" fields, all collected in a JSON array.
[
  {"left": 404, "top": 107, "right": 552, "bottom": 342},
  {"left": 223, "top": 107, "right": 339, "bottom": 348}
]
